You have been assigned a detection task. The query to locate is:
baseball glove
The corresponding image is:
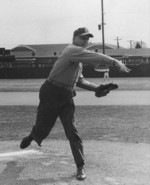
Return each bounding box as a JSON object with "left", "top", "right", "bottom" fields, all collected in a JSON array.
[{"left": 95, "top": 83, "right": 118, "bottom": 97}]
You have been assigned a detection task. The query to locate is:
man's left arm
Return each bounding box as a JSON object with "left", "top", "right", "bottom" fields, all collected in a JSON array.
[
  {"left": 76, "top": 76, "right": 98, "bottom": 91},
  {"left": 76, "top": 75, "right": 117, "bottom": 98}
]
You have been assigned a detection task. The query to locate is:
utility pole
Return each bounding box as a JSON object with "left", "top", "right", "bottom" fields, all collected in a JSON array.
[
  {"left": 128, "top": 40, "right": 134, "bottom": 49},
  {"left": 101, "top": 0, "right": 105, "bottom": 54},
  {"left": 140, "top": 40, "right": 143, "bottom": 47},
  {"left": 114, "top": 37, "right": 121, "bottom": 49}
]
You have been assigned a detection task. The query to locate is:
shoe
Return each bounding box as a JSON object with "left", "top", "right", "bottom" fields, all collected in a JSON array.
[
  {"left": 20, "top": 135, "right": 33, "bottom": 149},
  {"left": 76, "top": 167, "right": 86, "bottom": 181}
]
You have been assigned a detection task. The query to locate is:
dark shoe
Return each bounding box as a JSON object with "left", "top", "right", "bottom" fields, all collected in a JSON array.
[
  {"left": 76, "top": 167, "right": 86, "bottom": 181},
  {"left": 20, "top": 135, "right": 33, "bottom": 149}
]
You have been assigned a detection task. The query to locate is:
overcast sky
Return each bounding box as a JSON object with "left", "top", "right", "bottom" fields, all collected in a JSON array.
[{"left": 0, "top": 0, "right": 150, "bottom": 49}]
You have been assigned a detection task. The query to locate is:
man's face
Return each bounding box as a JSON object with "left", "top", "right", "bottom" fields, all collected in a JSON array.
[{"left": 74, "top": 35, "right": 90, "bottom": 48}]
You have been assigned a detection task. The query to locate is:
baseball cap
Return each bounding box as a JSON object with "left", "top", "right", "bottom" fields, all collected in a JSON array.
[{"left": 73, "top": 27, "right": 93, "bottom": 38}]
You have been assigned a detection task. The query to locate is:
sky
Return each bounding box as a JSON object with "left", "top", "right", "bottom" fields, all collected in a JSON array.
[{"left": 0, "top": 0, "right": 150, "bottom": 49}]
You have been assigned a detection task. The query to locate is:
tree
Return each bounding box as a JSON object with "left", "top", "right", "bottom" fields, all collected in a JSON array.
[{"left": 135, "top": 42, "right": 142, "bottom": 48}]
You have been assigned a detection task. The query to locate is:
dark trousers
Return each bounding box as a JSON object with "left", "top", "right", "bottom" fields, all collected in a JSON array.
[{"left": 30, "top": 80, "right": 84, "bottom": 168}]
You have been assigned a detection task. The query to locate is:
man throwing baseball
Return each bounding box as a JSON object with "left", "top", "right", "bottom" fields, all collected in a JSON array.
[{"left": 20, "top": 27, "right": 130, "bottom": 181}]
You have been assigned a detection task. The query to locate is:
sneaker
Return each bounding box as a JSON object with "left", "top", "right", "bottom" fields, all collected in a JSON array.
[
  {"left": 76, "top": 167, "right": 86, "bottom": 181},
  {"left": 20, "top": 135, "right": 33, "bottom": 149}
]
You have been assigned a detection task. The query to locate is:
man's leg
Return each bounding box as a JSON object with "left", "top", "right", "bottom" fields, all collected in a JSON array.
[
  {"left": 20, "top": 81, "right": 58, "bottom": 148},
  {"left": 59, "top": 99, "right": 86, "bottom": 180},
  {"left": 30, "top": 102, "right": 58, "bottom": 146}
]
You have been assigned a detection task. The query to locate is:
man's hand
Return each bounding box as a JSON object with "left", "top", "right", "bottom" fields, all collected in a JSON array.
[
  {"left": 95, "top": 83, "right": 118, "bottom": 98},
  {"left": 114, "top": 60, "right": 131, "bottom": 73}
]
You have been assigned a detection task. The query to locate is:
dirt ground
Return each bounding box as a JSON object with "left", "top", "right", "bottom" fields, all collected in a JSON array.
[
  {"left": 1, "top": 140, "right": 150, "bottom": 185},
  {"left": 0, "top": 105, "right": 150, "bottom": 184}
]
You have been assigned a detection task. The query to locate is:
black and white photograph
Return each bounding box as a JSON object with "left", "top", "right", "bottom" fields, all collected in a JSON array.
[{"left": 0, "top": 0, "right": 150, "bottom": 184}]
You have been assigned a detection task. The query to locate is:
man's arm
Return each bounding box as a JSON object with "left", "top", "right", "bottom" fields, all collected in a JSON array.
[
  {"left": 76, "top": 75, "right": 118, "bottom": 98},
  {"left": 71, "top": 48, "right": 131, "bottom": 73},
  {"left": 76, "top": 76, "right": 98, "bottom": 91}
]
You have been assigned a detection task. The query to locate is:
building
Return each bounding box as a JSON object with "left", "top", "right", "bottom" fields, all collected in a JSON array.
[{"left": 0, "top": 43, "right": 150, "bottom": 78}]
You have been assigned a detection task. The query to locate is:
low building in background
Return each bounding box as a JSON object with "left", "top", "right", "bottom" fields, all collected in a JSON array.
[{"left": 0, "top": 43, "right": 150, "bottom": 78}]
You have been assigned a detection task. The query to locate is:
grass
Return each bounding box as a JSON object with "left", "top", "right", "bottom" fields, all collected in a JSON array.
[
  {"left": 0, "top": 77, "right": 150, "bottom": 143},
  {"left": 0, "top": 105, "right": 150, "bottom": 144}
]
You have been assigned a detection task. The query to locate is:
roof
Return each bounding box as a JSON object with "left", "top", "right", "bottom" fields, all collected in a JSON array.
[
  {"left": 11, "top": 44, "right": 69, "bottom": 56},
  {"left": 87, "top": 42, "right": 125, "bottom": 50},
  {"left": 11, "top": 43, "right": 150, "bottom": 57},
  {"left": 93, "top": 48, "right": 150, "bottom": 57},
  {"left": 28, "top": 44, "right": 68, "bottom": 53},
  {"left": 11, "top": 45, "right": 36, "bottom": 52},
  {"left": 11, "top": 42, "right": 119, "bottom": 55}
]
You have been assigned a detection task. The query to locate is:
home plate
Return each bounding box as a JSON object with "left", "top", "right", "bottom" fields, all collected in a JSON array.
[{"left": 0, "top": 150, "right": 43, "bottom": 160}]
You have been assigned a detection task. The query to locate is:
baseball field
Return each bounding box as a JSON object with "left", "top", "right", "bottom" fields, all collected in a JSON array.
[{"left": 0, "top": 77, "right": 150, "bottom": 185}]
